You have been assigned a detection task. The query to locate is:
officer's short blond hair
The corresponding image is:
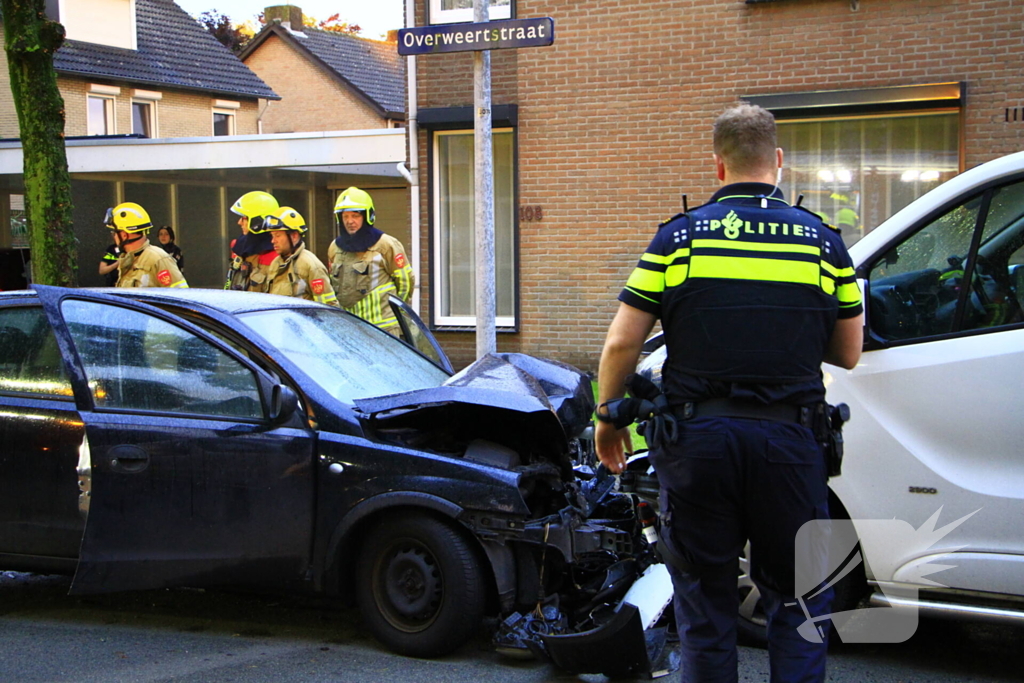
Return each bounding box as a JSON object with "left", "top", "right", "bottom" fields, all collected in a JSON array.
[{"left": 713, "top": 104, "right": 778, "bottom": 178}]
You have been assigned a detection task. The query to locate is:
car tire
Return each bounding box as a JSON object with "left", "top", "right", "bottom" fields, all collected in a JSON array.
[
  {"left": 737, "top": 538, "right": 867, "bottom": 647},
  {"left": 355, "top": 513, "right": 486, "bottom": 658}
]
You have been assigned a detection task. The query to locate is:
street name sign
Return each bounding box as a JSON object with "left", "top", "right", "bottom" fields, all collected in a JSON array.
[{"left": 398, "top": 18, "right": 554, "bottom": 56}]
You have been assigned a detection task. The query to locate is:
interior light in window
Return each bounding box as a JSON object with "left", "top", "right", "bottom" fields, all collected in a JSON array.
[
  {"left": 919, "top": 170, "right": 940, "bottom": 182},
  {"left": 836, "top": 169, "right": 852, "bottom": 184},
  {"left": 901, "top": 170, "right": 920, "bottom": 182},
  {"left": 818, "top": 169, "right": 835, "bottom": 182}
]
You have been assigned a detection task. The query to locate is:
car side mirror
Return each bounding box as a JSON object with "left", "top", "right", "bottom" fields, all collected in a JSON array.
[{"left": 269, "top": 384, "right": 299, "bottom": 424}]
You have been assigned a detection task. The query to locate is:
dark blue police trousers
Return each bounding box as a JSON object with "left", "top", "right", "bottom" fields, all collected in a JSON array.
[{"left": 649, "top": 416, "right": 833, "bottom": 683}]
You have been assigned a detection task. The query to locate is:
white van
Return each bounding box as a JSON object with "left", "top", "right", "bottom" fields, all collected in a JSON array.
[{"left": 638, "top": 150, "right": 1024, "bottom": 640}]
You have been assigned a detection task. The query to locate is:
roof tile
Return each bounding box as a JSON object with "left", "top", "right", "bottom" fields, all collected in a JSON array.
[{"left": 54, "top": 0, "right": 277, "bottom": 100}]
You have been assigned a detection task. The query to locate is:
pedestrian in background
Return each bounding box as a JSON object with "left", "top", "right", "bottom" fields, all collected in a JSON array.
[{"left": 157, "top": 225, "right": 185, "bottom": 272}]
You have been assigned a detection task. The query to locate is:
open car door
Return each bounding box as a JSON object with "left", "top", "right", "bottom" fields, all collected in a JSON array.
[
  {"left": 388, "top": 295, "right": 453, "bottom": 373},
  {"left": 34, "top": 285, "right": 316, "bottom": 595}
]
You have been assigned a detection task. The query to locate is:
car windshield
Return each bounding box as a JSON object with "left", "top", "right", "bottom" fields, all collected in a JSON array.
[{"left": 239, "top": 308, "right": 449, "bottom": 403}]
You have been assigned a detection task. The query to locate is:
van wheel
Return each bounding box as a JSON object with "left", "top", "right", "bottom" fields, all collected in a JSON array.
[
  {"left": 737, "top": 539, "right": 867, "bottom": 647},
  {"left": 355, "top": 514, "right": 485, "bottom": 658}
]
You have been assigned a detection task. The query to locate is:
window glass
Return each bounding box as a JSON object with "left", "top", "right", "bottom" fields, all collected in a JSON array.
[
  {"left": 434, "top": 129, "right": 515, "bottom": 326},
  {"left": 390, "top": 298, "right": 450, "bottom": 371},
  {"left": 866, "top": 177, "right": 1024, "bottom": 342},
  {"left": 87, "top": 96, "right": 113, "bottom": 136},
  {"left": 213, "top": 111, "right": 234, "bottom": 136},
  {"left": 239, "top": 307, "right": 448, "bottom": 403},
  {"left": 867, "top": 196, "right": 978, "bottom": 342},
  {"left": 8, "top": 194, "right": 28, "bottom": 249},
  {"left": 778, "top": 112, "right": 959, "bottom": 247},
  {"left": 0, "top": 307, "right": 72, "bottom": 397},
  {"left": 430, "top": 0, "right": 510, "bottom": 24},
  {"left": 61, "top": 300, "right": 262, "bottom": 418},
  {"left": 963, "top": 178, "right": 1024, "bottom": 331},
  {"left": 132, "top": 101, "right": 152, "bottom": 137}
]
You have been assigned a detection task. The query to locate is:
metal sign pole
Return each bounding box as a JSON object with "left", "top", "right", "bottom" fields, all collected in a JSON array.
[{"left": 473, "top": 0, "right": 496, "bottom": 358}]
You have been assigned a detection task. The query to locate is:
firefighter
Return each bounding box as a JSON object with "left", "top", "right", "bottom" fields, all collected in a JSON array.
[
  {"left": 328, "top": 187, "right": 414, "bottom": 333},
  {"left": 262, "top": 206, "right": 339, "bottom": 307},
  {"left": 226, "top": 190, "right": 279, "bottom": 292},
  {"left": 595, "top": 104, "right": 863, "bottom": 682},
  {"left": 104, "top": 202, "right": 187, "bottom": 289}
]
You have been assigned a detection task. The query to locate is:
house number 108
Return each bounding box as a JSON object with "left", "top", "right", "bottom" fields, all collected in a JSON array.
[{"left": 519, "top": 205, "right": 543, "bottom": 222}]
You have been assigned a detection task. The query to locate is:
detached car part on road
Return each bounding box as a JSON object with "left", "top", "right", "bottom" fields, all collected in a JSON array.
[{"left": 0, "top": 286, "right": 671, "bottom": 676}]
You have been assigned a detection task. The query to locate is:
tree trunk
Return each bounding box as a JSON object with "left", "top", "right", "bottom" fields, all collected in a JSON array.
[{"left": 1, "top": 0, "right": 76, "bottom": 286}]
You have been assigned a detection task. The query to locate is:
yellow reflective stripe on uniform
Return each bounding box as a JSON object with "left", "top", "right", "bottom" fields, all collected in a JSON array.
[
  {"left": 820, "top": 275, "right": 836, "bottom": 295},
  {"left": 689, "top": 255, "right": 820, "bottom": 285},
  {"left": 625, "top": 267, "right": 664, "bottom": 292},
  {"left": 639, "top": 252, "right": 673, "bottom": 265},
  {"left": 393, "top": 265, "right": 414, "bottom": 301},
  {"left": 665, "top": 264, "right": 689, "bottom": 287},
  {"left": 693, "top": 239, "right": 820, "bottom": 256},
  {"left": 837, "top": 282, "right": 861, "bottom": 306},
  {"left": 170, "top": 280, "right": 189, "bottom": 288}
]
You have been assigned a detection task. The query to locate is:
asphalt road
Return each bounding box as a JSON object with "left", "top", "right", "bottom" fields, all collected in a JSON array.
[{"left": 1, "top": 571, "right": 1022, "bottom": 682}]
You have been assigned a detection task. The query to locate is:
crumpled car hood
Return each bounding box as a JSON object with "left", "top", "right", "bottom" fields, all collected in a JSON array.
[{"left": 354, "top": 353, "right": 594, "bottom": 478}]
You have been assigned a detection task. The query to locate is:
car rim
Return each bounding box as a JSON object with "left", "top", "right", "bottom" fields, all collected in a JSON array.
[
  {"left": 375, "top": 540, "right": 443, "bottom": 633},
  {"left": 737, "top": 547, "right": 768, "bottom": 628}
]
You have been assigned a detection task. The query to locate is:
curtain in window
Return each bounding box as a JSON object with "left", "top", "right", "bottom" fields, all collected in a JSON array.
[
  {"left": 778, "top": 112, "right": 959, "bottom": 246},
  {"left": 436, "top": 130, "right": 515, "bottom": 323}
]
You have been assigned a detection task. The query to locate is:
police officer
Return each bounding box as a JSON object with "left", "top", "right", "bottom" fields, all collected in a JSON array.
[
  {"left": 105, "top": 202, "right": 188, "bottom": 289},
  {"left": 226, "top": 191, "right": 279, "bottom": 292},
  {"left": 328, "top": 187, "right": 414, "bottom": 333},
  {"left": 595, "top": 104, "right": 863, "bottom": 683},
  {"left": 263, "top": 206, "right": 339, "bottom": 307}
]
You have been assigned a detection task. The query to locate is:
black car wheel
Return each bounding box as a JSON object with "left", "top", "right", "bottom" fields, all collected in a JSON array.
[
  {"left": 356, "top": 514, "right": 486, "bottom": 658},
  {"left": 737, "top": 539, "right": 867, "bottom": 647}
]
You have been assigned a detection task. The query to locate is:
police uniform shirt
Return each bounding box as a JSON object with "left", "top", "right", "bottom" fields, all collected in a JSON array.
[
  {"left": 116, "top": 240, "right": 188, "bottom": 289},
  {"left": 101, "top": 244, "right": 120, "bottom": 286},
  {"left": 620, "top": 182, "right": 862, "bottom": 405},
  {"left": 265, "top": 243, "right": 339, "bottom": 307}
]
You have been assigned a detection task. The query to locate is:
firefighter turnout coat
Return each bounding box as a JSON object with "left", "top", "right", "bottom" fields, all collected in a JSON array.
[{"left": 328, "top": 233, "right": 414, "bottom": 330}]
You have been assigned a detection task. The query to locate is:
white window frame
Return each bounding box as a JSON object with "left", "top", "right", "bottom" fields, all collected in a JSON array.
[
  {"left": 130, "top": 89, "right": 161, "bottom": 138},
  {"left": 212, "top": 109, "right": 236, "bottom": 136},
  {"left": 428, "top": 0, "right": 511, "bottom": 25},
  {"left": 212, "top": 99, "right": 240, "bottom": 136},
  {"left": 431, "top": 128, "right": 517, "bottom": 329},
  {"left": 87, "top": 94, "right": 115, "bottom": 136}
]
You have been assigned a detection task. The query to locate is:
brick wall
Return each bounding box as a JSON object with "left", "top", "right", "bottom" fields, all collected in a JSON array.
[
  {"left": 243, "top": 34, "right": 388, "bottom": 133},
  {"left": 416, "top": 0, "right": 1024, "bottom": 372},
  {"left": 0, "top": 66, "right": 260, "bottom": 139}
]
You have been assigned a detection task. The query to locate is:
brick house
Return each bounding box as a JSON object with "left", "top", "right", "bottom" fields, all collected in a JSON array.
[
  {"left": 409, "top": 0, "right": 1024, "bottom": 372},
  {"left": 0, "top": 0, "right": 407, "bottom": 289},
  {"left": 240, "top": 5, "right": 405, "bottom": 134},
  {"left": 0, "top": 0, "right": 276, "bottom": 141},
  {"left": 239, "top": 5, "right": 414, "bottom": 262}
]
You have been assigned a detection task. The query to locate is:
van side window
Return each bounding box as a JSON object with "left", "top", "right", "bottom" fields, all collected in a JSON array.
[{"left": 866, "top": 178, "right": 1024, "bottom": 342}]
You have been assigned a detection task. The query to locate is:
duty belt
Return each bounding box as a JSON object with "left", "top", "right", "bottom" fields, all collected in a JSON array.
[{"left": 677, "top": 398, "right": 814, "bottom": 428}]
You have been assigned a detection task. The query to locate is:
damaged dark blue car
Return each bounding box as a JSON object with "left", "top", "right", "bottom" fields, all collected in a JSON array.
[{"left": 0, "top": 286, "right": 674, "bottom": 677}]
